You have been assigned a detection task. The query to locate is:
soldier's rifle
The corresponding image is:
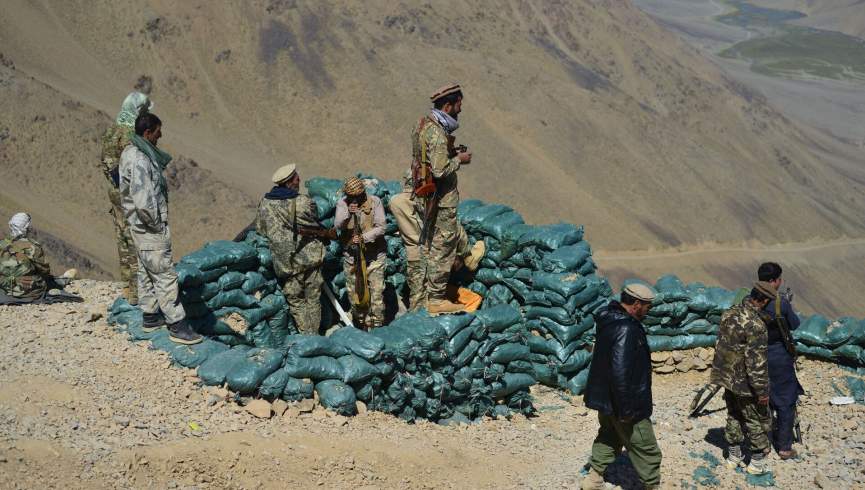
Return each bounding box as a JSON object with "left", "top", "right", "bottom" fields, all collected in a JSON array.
[
  {"left": 689, "top": 383, "right": 722, "bottom": 418},
  {"left": 322, "top": 281, "right": 354, "bottom": 328},
  {"left": 351, "top": 212, "right": 370, "bottom": 309},
  {"left": 417, "top": 135, "right": 467, "bottom": 249}
]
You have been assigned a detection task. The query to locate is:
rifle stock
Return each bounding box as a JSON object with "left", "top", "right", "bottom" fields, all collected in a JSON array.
[{"left": 352, "top": 213, "right": 370, "bottom": 308}]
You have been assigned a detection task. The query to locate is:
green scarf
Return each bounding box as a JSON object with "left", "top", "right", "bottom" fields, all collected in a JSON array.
[{"left": 130, "top": 133, "right": 172, "bottom": 200}]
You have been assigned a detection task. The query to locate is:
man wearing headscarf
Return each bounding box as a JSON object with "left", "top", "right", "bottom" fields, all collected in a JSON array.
[
  {"left": 333, "top": 177, "right": 386, "bottom": 329},
  {"left": 0, "top": 213, "right": 76, "bottom": 302},
  {"left": 101, "top": 91, "right": 152, "bottom": 305}
]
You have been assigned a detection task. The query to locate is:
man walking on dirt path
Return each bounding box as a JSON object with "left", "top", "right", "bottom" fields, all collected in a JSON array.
[
  {"left": 710, "top": 281, "right": 774, "bottom": 475},
  {"left": 582, "top": 283, "right": 661, "bottom": 490},
  {"left": 255, "top": 164, "right": 331, "bottom": 335},
  {"left": 409, "top": 83, "right": 473, "bottom": 315},
  {"left": 101, "top": 92, "right": 152, "bottom": 305},
  {"left": 119, "top": 112, "right": 201, "bottom": 345}
]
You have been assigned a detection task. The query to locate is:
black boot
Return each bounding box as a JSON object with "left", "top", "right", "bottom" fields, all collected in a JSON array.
[
  {"left": 168, "top": 319, "right": 203, "bottom": 345},
  {"left": 142, "top": 312, "right": 166, "bottom": 332}
]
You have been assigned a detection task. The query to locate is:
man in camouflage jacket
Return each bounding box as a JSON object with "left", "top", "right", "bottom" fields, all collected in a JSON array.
[
  {"left": 410, "top": 84, "right": 473, "bottom": 314},
  {"left": 710, "top": 281, "right": 775, "bottom": 475},
  {"left": 0, "top": 213, "right": 52, "bottom": 301},
  {"left": 101, "top": 92, "right": 152, "bottom": 305},
  {"left": 256, "top": 164, "right": 328, "bottom": 335}
]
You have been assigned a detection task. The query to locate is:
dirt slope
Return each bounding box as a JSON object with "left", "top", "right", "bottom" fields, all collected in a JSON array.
[{"left": 2, "top": 0, "right": 865, "bottom": 315}]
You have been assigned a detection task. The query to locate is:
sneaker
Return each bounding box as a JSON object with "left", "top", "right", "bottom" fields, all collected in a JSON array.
[
  {"left": 579, "top": 468, "right": 605, "bottom": 490},
  {"left": 168, "top": 320, "right": 203, "bottom": 345},
  {"left": 142, "top": 312, "right": 166, "bottom": 332},
  {"left": 778, "top": 449, "right": 798, "bottom": 460},
  {"left": 464, "top": 240, "right": 486, "bottom": 272},
  {"left": 746, "top": 454, "right": 769, "bottom": 475},
  {"left": 427, "top": 299, "right": 467, "bottom": 315},
  {"left": 726, "top": 447, "right": 745, "bottom": 469}
]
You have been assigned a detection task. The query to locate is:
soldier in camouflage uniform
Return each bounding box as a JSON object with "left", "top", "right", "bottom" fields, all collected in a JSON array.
[
  {"left": 410, "top": 83, "right": 474, "bottom": 314},
  {"left": 0, "top": 213, "right": 52, "bottom": 302},
  {"left": 389, "top": 170, "right": 484, "bottom": 310},
  {"left": 256, "top": 164, "right": 330, "bottom": 335},
  {"left": 101, "top": 92, "right": 152, "bottom": 305},
  {"left": 334, "top": 177, "right": 386, "bottom": 329},
  {"left": 710, "top": 281, "right": 775, "bottom": 475}
]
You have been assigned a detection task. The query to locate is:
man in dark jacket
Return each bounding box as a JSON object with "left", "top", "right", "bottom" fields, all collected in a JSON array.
[{"left": 582, "top": 283, "right": 660, "bottom": 490}]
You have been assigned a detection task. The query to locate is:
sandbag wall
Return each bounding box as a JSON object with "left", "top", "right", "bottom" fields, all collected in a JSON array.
[{"left": 794, "top": 315, "right": 865, "bottom": 367}]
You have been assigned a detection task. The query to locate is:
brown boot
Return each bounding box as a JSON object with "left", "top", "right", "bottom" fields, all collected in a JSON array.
[
  {"left": 580, "top": 468, "right": 605, "bottom": 490},
  {"left": 427, "top": 299, "right": 467, "bottom": 316},
  {"left": 463, "top": 240, "right": 486, "bottom": 272}
]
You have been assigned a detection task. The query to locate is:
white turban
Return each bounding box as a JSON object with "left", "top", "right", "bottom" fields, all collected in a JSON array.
[{"left": 9, "top": 212, "right": 31, "bottom": 239}]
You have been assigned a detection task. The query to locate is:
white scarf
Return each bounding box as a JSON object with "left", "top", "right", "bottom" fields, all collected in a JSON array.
[{"left": 430, "top": 109, "right": 459, "bottom": 134}]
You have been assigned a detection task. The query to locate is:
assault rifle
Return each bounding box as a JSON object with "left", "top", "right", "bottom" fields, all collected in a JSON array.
[{"left": 350, "top": 213, "right": 370, "bottom": 309}]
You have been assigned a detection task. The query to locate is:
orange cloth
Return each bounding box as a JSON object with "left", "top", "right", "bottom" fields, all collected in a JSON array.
[{"left": 447, "top": 285, "right": 483, "bottom": 312}]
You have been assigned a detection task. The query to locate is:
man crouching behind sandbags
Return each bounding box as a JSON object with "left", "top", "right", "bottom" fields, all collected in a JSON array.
[
  {"left": 582, "top": 284, "right": 661, "bottom": 490},
  {"left": 710, "top": 281, "right": 774, "bottom": 476},
  {"left": 255, "top": 164, "right": 333, "bottom": 335}
]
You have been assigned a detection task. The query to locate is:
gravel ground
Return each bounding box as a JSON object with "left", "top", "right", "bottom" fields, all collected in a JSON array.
[{"left": 0, "top": 280, "right": 863, "bottom": 489}]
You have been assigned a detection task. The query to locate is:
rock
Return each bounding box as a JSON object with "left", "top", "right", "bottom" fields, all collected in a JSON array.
[
  {"left": 87, "top": 311, "right": 103, "bottom": 323},
  {"left": 296, "top": 398, "right": 316, "bottom": 413},
  {"left": 355, "top": 401, "right": 367, "bottom": 415},
  {"left": 245, "top": 400, "right": 272, "bottom": 419},
  {"left": 272, "top": 399, "right": 288, "bottom": 417},
  {"left": 113, "top": 416, "right": 130, "bottom": 428},
  {"left": 654, "top": 365, "right": 676, "bottom": 374},
  {"left": 696, "top": 347, "right": 712, "bottom": 361},
  {"left": 284, "top": 407, "right": 300, "bottom": 419},
  {"left": 651, "top": 352, "right": 671, "bottom": 363},
  {"left": 692, "top": 359, "right": 708, "bottom": 371},
  {"left": 672, "top": 351, "right": 685, "bottom": 362},
  {"left": 676, "top": 358, "right": 695, "bottom": 373}
]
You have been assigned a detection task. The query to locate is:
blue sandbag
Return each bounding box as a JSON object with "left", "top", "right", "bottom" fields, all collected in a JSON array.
[
  {"left": 474, "top": 211, "right": 525, "bottom": 241},
  {"left": 490, "top": 373, "right": 536, "bottom": 398},
  {"left": 473, "top": 304, "right": 522, "bottom": 333},
  {"left": 288, "top": 336, "right": 350, "bottom": 358},
  {"left": 338, "top": 354, "right": 380, "bottom": 384},
  {"left": 793, "top": 315, "right": 831, "bottom": 347},
  {"left": 217, "top": 271, "right": 246, "bottom": 291},
  {"left": 517, "top": 223, "right": 584, "bottom": 251},
  {"left": 283, "top": 354, "right": 345, "bottom": 380},
  {"left": 165, "top": 339, "right": 229, "bottom": 368},
  {"left": 197, "top": 345, "right": 253, "bottom": 386},
  {"left": 541, "top": 242, "right": 592, "bottom": 273},
  {"left": 259, "top": 368, "right": 290, "bottom": 398},
  {"left": 565, "top": 368, "right": 590, "bottom": 395},
  {"left": 315, "top": 379, "right": 358, "bottom": 415},
  {"left": 180, "top": 240, "right": 258, "bottom": 272},
  {"left": 531, "top": 271, "right": 588, "bottom": 297},
  {"left": 282, "top": 377, "right": 315, "bottom": 401},
  {"left": 225, "top": 348, "right": 285, "bottom": 395},
  {"left": 330, "top": 326, "right": 385, "bottom": 361}
]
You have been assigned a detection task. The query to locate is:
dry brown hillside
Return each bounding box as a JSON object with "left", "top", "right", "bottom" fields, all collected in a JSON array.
[{"left": 1, "top": 0, "right": 864, "bottom": 313}]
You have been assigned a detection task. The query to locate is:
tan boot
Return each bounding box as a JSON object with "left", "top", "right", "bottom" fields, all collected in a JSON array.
[
  {"left": 62, "top": 268, "right": 78, "bottom": 279},
  {"left": 427, "top": 299, "right": 467, "bottom": 316},
  {"left": 580, "top": 468, "right": 605, "bottom": 490},
  {"left": 464, "top": 240, "right": 486, "bottom": 272}
]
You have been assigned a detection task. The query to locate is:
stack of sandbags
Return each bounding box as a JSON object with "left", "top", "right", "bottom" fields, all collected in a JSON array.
[
  {"left": 174, "top": 237, "right": 294, "bottom": 349},
  {"left": 794, "top": 315, "right": 865, "bottom": 367},
  {"left": 650, "top": 347, "right": 715, "bottom": 374}
]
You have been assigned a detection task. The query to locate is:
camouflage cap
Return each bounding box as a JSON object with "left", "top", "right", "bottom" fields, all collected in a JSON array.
[
  {"left": 430, "top": 83, "right": 462, "bottom": 102},
  {"left": 343, "top": 177, "right": 366, "bottom": 196},
  {"left": 271, "top": 164, "right": 297, "bottom": 184},
  {"left": 754, "top": 281, "right": 777, "bottom": 299},
  {"left": 623, "top": 283, "right": 656, "bottom": 302}
]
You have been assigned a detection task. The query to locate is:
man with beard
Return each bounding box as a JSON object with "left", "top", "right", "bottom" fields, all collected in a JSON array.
[{"left": 410, "top": 83, "right": 473, "bottom": 315}]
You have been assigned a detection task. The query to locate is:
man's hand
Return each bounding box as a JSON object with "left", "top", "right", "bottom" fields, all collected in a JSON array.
[
  {"left": 458, "top": 151, "right": 472, "bottom": 164},
  {"left": 758, "top": 395, "right": 769, "bottom": 406},
  {"left": 348, "top": 202, "right": 359, "bottom": 214},
  {"left": 352, "top": 234, "right": 361, "bottom": 245}
]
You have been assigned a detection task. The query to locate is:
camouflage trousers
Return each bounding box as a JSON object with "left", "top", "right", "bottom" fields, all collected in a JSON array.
[
  {"left": 343, "top": 255, "right": 385, "bottom": 328},
  {"left": 282, "top": 266, "right": 323, "bottom": 335},
  {"left": 108, "top": 190, "right": 138, "bottom": 303},
  {"left": 723, "top": 390, "right": 771, "bottom": 453},
  {"left": 130, "top": 227, "right": 185, "bottom": 325},
  {"left": 406, "top": 260, "right": 424, "bottom": 311},
  {"left": 423, "top": 207, "right": 459, "bottom": 301}
]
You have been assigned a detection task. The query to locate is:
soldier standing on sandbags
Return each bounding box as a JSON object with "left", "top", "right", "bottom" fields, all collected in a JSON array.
[
  {"left": 389, "top": 171, "right": 484, "bottom": 310},
  {"left": 710, "top": 281, "right": 775, "bottom": 475},
  {"left": 333, "top": 177, "right": 386, "bottom": 329},
  {"left": 410, "top": 83, "right": 474, "bottom": 315},
  {"left": 255, "top": 164, "right": 330, "bottom": 335},
  {"left": 582, "top": 284, "right": 661, "bottom": 490},
  {"left": 100, "top": 92, "right": 152, "bottom": 305},
  {"left": 119, "top": 113, "right": 202, "bottom": 345}
]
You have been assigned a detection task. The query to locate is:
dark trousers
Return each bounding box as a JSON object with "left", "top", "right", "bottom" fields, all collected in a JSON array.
[{"left": 772, "top": 402, "right": 796, "bottom": 451}]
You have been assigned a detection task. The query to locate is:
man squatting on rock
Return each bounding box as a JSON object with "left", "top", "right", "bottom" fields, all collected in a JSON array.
[
  {"left": 119, "top": 112, "right": 202, "bottom": 345},
  {"left": 710, "top": 281, "right": 776, "bottom": 475},
  {"left": 582, "top": 283, "right": 662, "bottom": 490}
]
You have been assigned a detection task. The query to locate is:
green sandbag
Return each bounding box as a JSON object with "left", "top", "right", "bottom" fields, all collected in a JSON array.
[
  {"left": 200, "top": 266, "right": 229, "bottom": 283},
  {"left": 476, "top": 268, "right": 504, "bottom": 286},
  {"left": 183, "top": 301, "right": 211, "bottom": 320},
  {"left": 258, "top": 248, "right": 273, "bottom": 270},
  {"left": 181, "top": 282, "right": 220, "bottom": 302},
  {"left": 499, "top": 224, "right": 534, "bottom": 259},
  {"left": 312, "top": 195, "right": 334, "bottom": 219},
  {"left": 283, "top": 354, "right": 345, "bottom": 380},
  {"left": 488, "top": 343, "right": 532, "bottom": 364},
  {"left": 570, "top": 276, "right": 610, "bottom": 309},
  {"left": 527, "top": 335, "right": 559, "bottom": 356},
  {"left": 525, "top": 291, "right": 553, "bottom": 307},
  {"left": 305, "top": 177, "right": 344, "bottom": 207},
  {"left": 558, "top": 349, "right": 592, "bottom": 375},
  {"left": 457, "top": 198, "right": 484, "bottom": 215},
  {"left": 834, "top": 344, "right": 864, "bottom": 364},
  {"left": 259, "top": 368, "right": 290, "bottom": 398},
  {"left": 246, "top": 319, "right": 292, "bottom": 350},
  {"left": 180, "top": 240, "right": 258, "bottom": 272},
  {"left": 369, "top": 324, "right": 418, "bottom": 359},
  {"left": 684, "top": 319, "right": 716, "bottom": 334},
  {"left": 647, "top": 334, "right": 717, "bottom": 352},
  {"left": 688, "top": 293, "right": 715, "bottom": 313},
  {"left": 453, "top": 340, "right": 480, "bottom": 367},
  {"left": 207, "top": 289, "right": 258, "bottom": 310},
  {"left": 176, "top": 263, "right": 204, "bottom": 287},
  {"left": 502, "top": 278, "right": 531, "bottom": 302},
  {"left": 384, "top": 312, "right": 448, "bottom": 351},
  {"left": 315, "top": 379, "right": 358, "bottom": 416},
  {"left": 433, "top": 313, "right": 476, "bottom": 338},
  {"left": 225, "top": 348, "right": 285, "bottom": 394},
  {"left": 197, "top": 345, "right": 253, "bottom": 386},
  {"left": 541, "top": 242, "right": 592, "bottom": 273},
  {"left": 473, "top": 304, "right": 522, "bottom": 333},
  {"left": 485, "top": 284, "right": 514, "bottom": 307},
  {"left": 531, "top": 271, "right": 588, "bottom": 297},
  {"left": 448, "top": 327, "right": 474, "bottom": 358},
  {"left": 532, "top": 362, "right": 560, "bottom": 386},
  {"left": 166, "top": 339, "right": 229, "bottom": 368},
  {"left": 241, "top": 271, "right": 268, "bottom": 294},
  {"left": 653, "top": 275, "right": 691, "bottom": 304},
  {"left": 217, "top": 271, "right": 246, "bottom": 291},
  {"left": 518, "top": 223, "right": 583, "bottom": 251},
  {"left": 475, "top": 211, "right": 525, "bottom": 241},
  {"left": 795, "top": 343, "right": 834, "bottom": 361},
  {"left": 824, "top": 318, "right": 857, "bottom": 348},
  {"left": 577, "top": 258, "right": 596, "bottom": 276},
  {"left": 540, "top": 317, "right": 591, "bottom": 346},
  {"left": 352, "top": 376, "right": 382, "bottom": 403},
  {"left": 461, "top": 203, "right": 513, "bottom": 231},
  {"left": 525, "top": 306, "right": 573, "bottom": 325},
  {"left": 330, "top": 326, "right": 385, "bottom": 361},
  {"left": 793, "top": 315, "right": 831, "bottom": 347},
  {"left": 506, "top": 360, "right": 534, "bottom": 374},
  {"left": 338, "top": 354, "right": 380, "bottom": 384},
  {"left": 566, "top": 368, "right": 590, "bottom": 395},
  {"left": 490, "top": 373, "right": 536, "bottom": 398},
  {"left": 288, "top": 336, "right": 350, "bottom": 358},
  {"left": 282, "top": 377, "right": 315, "bottom": 401}
]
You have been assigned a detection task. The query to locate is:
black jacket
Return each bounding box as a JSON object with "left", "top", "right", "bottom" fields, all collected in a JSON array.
[{"left": 584, "top": 301, "right": 653, "bottom": 421}]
